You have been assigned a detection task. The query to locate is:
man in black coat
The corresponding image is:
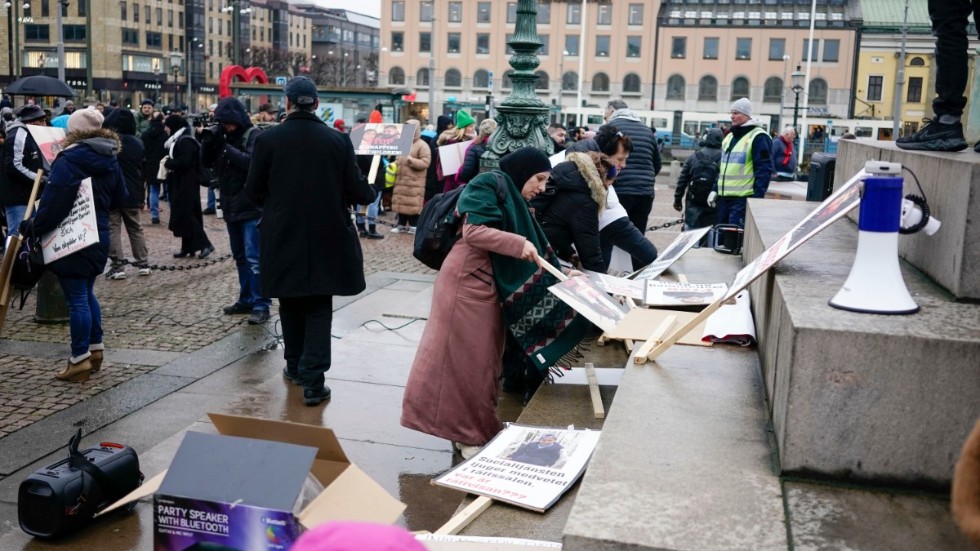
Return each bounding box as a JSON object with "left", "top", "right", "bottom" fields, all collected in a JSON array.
[
  {"left": 1, "top": 105, "right": 50, "bottom": 237},
  {"left": 203, "top": 97, "right": 269, "bottom": 325},
  {"left": 603, "top": 99, "right": 661, "bottom": 236},
  {"left": 674, "top": 128, "right": 722, "bottom": 232},
  {"left": 103, "top": 109, "right": 150, "bottom": 279},
  {"left": 245, "top": 76, "right": 376, "bottom": 407}
]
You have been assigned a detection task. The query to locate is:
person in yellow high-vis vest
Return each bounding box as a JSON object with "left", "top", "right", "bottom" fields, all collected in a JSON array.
[{"left": 709, "top": 98, "right": 774, "bottom": 228}]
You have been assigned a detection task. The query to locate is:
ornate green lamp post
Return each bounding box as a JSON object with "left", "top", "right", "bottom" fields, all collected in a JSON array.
[{"left": 481, "top": 0, "right": 552, "bottom": 170}]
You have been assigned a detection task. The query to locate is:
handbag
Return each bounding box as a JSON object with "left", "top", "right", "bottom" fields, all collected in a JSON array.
[
  {"left": 156, "top": 157, "right": 169, "bottom": 180},
  {"left": 10, "top": 230, "right": 46, "bottom": 290}
]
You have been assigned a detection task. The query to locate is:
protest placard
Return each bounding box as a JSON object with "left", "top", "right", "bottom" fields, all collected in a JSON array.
[
  {"left": 644, "top": 281, "right": 728, "bottom": 307},
  {"left": 548, "top": 150, "right": 565, "bottom": 167},
  {"left": 350, "top": 122, "right": 418, "bottom": 156},
  {"left": 27, "top": 125, "right": 66, "bottom": 164},
  {"left": 632, "top": 226, "right": 712, "bottom": 281},
  {"left": 434, "top": 425, "right": 601, "bottom": 512},
  {"left": 582, "top": 271, "right": 644, "bottom": 301},
  {"left": 438, "top": 141, "right": 469, "bottom": 176},
  {"left": 41, "top": 177, "right": 98, "bottom": 263},
  {"left": 547, "top": 276, "right": 629, "bottom": 333}
]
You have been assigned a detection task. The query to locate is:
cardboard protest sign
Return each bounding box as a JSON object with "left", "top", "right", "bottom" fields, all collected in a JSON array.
[
  {"left": 434, "top": 425, "right": 600, "bottom": 512},
  {"left": 41, "top": 177, "right": 98, "bottom": 263},
  {"left": 350, "top": 122, "right": 418, "bottom": 156},
  {"left": 632, "top": 226, "right": 712, "bottom": 280},
  {"left": 548, "top": 150, "right": 566, "bottom": 167},
  {"left": 27, "top": 125, "right": 66, "bottom": 164},
  {"left": 548, "top": 275, "right": 629, "bottom": 333},
  {"left": 644, "top": 281, "right": 728, "bottom": 307},
  {"left": 438, "top": 141, "right": 469, "bottom": 176},
  {"left": 647, "top": 169, "right": 867, "bottom": 360},
  {"left": 583, "top": 271, "right": 644, "bottom": 301}
]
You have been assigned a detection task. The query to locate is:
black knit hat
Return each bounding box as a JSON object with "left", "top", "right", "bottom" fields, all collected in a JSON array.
[
  {"left": 164, "top": 114, "right": 188, "bottom": 135},
  {"left": 498, "top": 146, "right": 552, "bottom": 189}
]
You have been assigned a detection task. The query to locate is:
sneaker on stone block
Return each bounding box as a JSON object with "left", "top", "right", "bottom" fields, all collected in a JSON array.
[{"left": 896, "top": 119, "right": 968, "bottom": 151}]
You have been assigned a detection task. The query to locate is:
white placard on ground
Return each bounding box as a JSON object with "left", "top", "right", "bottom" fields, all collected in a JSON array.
[
  {"left": 633, "top": 226, "right": 712, "bottom": 281},
  {"left": 702, "top": 289, "right": 756, "bottom": 346},
  {"left": 583, "top": 271, "right": 645, "bottom": 301},
  {"left": 548, "top": 276, "right": 629, "bottom": 333},
  {"left": 644, "top": 281, "right": 728, "bottom": 307},
  {"left": 41, "top": 177, "right": 98, "bottom": 263}
]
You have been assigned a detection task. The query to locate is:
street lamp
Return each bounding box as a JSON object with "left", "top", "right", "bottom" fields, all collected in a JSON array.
[
  {"left": 779, "top": 54, "right": 790, "bottom": 129},
  {"left": 343, "top": 51, "right": 349, "bottom": 88},
  {"left": 5, "top": 1, "right": 14, "bottom": 81},
  {"left": 791, "top": 65, "right": 805, "bottom": 140},
  {"left": 222, "top": 0, "right": 251, "bottom": 66},
  {"left": 169, "top": 50, "right": 184, "bottom": 107}
]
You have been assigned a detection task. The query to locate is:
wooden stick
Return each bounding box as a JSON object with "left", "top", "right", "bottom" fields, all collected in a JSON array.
[
  {"left": 366, "top": 154, "right": 382, "bottom": 187},
  {"left": 434, "top": 496, "right": 493, "bottom": 535},
  {"left": 676, "top": 274, "right": 689, "bottom": 284},
  {"left": 535, "top": 252, "right": 568, "bottom": 282},
  {"left": 633, "top": 315, "right": 677, "bottom": 364},
  {"left": 0, "top": 171, "right": 43, "bottom": 307},
  {"left": 646, "top": 300, "right": 725, "bottom": 361},
  {"left": 585, "top": 362, "right": 605, "bottom": 419}
]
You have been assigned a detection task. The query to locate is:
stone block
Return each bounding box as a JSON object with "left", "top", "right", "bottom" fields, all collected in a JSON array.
[
  {"left": 835, "top": 139, "right": 980, "bottom": 300},
  {"left": 745, "top": 199, "right": 980, "bottom": 489}
]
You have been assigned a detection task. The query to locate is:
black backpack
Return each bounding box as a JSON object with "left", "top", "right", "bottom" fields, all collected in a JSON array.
[
  {"left": 413, "top": 173, "right": 507, "bottom": 270},
  {"left": 686, "top": 150, "right": 719, "bottom": 207}
]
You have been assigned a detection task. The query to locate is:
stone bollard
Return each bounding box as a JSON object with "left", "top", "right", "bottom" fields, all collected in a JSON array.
[
  {"left": 34, "top": 270, "right": 69, "bottom": 324},
  {"left": 966, "top": 48, "right": 980, "bottom": 144}
]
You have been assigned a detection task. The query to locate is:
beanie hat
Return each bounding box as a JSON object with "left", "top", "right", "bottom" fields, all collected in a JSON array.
[
  {"left": 455, "top": 109, "right": 475, "bottom": 129},
  {"left": 478, "top": 118, "right": 497, "bottom": 137},
  {"left": 68, "top": 108, "right": 105, "bottom": 133},
  {"left": 436, "top": 114, "right": 453, "bottom": 134},
  {"left": 333, "top": 119, "right": 345, "bottom": 130},
  {"left": 369, "top": 110, "right": 383, "bottom": 123},
  {"left": 16, "top": 104, "right": 47, "bottom": 123},
  {"left": 141, "top": 98, "right": 155, "bottom": 106},
  {"left": 164, "top": 114, "right": 187, "bottom": 135},
  {"left": 290, "top": 522, "right": 426, "bottom": 551},
  {"left": 731, "top": 97, "right": 752, "bottom": 117},
  {"left": 499, "top": 146, "right": 552, "bottom": 189}
]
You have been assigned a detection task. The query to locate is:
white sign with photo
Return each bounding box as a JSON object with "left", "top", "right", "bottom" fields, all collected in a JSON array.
[
  {"left": 582, "top": 271, "right": 644, "bottom": 301},
  {"left": 548, "top": 276, "right": 630, "bottom": 333},
  {"left": 434, "top": 425, "right": 601, "bottom": 512},
  {"left": 632, "top": 226, "right": 712, "bottom": 281},
  {"left": 644, "top": 281, "right": 729, "bottom": 307},
  {"left": 41, "top": 177, "right": 99, "bottom": 263}
]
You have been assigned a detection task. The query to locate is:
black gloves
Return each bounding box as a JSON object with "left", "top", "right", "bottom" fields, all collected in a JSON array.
[{"left": 673, "top": 199, "right": 683, "bottom": 212}]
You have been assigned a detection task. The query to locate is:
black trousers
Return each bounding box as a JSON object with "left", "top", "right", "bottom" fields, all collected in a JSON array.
[
  {"left": 617, "top": 194, "right": 654, "bottom": 237},
  {"left": 928, "top": 0, "right": 980, "bottom": 117},
  {"left": 279, "top": 295, "right": 333, "bottom": 390}
]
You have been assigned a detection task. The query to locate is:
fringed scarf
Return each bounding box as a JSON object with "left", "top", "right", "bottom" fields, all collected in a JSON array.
[{"left": 457, "top": 171, "right": 591, "bottom": 372}]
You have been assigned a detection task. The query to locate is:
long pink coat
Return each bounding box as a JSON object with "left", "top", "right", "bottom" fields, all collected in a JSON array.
[{"left": 401, "top": 222, "right": 526, "bottom": 447}]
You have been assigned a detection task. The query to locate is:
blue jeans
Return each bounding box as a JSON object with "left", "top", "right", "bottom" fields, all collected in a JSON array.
[
  {"left": 716, "top": 196, "right": 748, "bottom": 228},
  {"left": 600, "top": 217, "right": 659, "bottom": 271},
  {"left": 207, "top": 186, "right": 216, "bottom": 210},
  {"left": 355, "top": 190, "right": 382, "bottom": 225},
  {"left": 226, "top": 218, "right": 271, "bottom": 311},
  {"left": 58, "top": 276, "right": 103, "bottom": 358},
  {"left": 148, "top": 180, "right": 160, "bottom": 219},
  {"left": 5, "top": 205, "right": 28, "bottom": 238}
]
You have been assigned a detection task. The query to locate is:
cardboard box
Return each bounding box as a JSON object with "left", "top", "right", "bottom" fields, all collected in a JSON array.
[{"left": 103, "top": 413, "right": 406, "bottom": 550}]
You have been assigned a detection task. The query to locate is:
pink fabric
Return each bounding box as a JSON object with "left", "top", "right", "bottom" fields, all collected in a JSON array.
[
  {"left": 291, "top": 522, "right": 426, "bottom": 551},
  {"left": 402, "top": 222, "right": 526, "bottom": 446}
]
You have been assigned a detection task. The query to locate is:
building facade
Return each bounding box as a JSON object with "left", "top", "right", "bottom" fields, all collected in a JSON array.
[
  {"left": 299, "top": 6, "right": 380, "bottom": 89},
  {"left": 379, "top": 0, "right": 660, "bottom": 123}
]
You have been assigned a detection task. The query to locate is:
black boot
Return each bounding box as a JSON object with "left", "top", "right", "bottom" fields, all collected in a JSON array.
[
  {"left": 356, "top": 222, "right": 367, "bottom": 237},
  {"left": 366, "top": 224, "right": 384, "bottom": 239}
]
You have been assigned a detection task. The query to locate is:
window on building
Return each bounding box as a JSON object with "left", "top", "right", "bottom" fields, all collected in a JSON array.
[
  {"left": 473, "top": 69, "right": 489, "bottom": 88},
  {"left": 445, "top": 68, "right": 461, "bottom": 87},
  {"left": 218, "top": 41, "right": 222, "bottom": 56},
  {"left": 144, "top": 4, "right": 150, "bottom": 23},
  {"left": 535, "top": 70, "right": 549, "bottom": 90},
  {"left": 447, "top": 32, "right": 460, "bottom": 53},
  {"left": 698, "top": 75, "right": 718, "bottom": 101},
  {"left": 810, "top": 78, "right": 828, "bottom": 104},
  {"left": 628, "top": 3, "right": 643, "bottom": 25},
  {"left": 156, "top": 7, "right": 162, "bottom": 25},
  {"left": 146, "top": 30, "right": 162, "bottom": 48},
  {"left": 506, "top": 33, "right": 514, "bottom": 55},
  {"left": 623, "top": 73, "right": 641, "bottom": 94},
  {"left": 595, "top": 35, "right": 610, "bottom": 57},
  {"left": 597, "top": 4, "right": 612, "bottom": 25},
  {"left": 40, "top": 0, "right": 48, "bottom": 17},
  {"left": 910, "top": 57, "right": 925, "bottom": 66},
  {"left": 391, "top": 31, "right": 403, "bottom": 52},
  {"left": 507, "top": 3, "right": 516, "bottom": 24},
  {"left": 448, "top": 1, "right": 461, "bottom": 23},
  {"left": 503, "top": 70, "right": 514, "bottom": 89},
  {"left": 25, "top": 24, "right": 50, "bottom": 41},
  {"left": 567, "top": 3, "right": 581, "bottom": 24},
  {"left": 565, "top": 35, "right": 579, "bottom": 56},
  {"left": 416, "top": 67, "right": 428, "bottom": 87},
  {"left": 731, "top": 77, "right": 750, "bottom": 100},
  {"left": 736, "top": 38, "right": 751, "bottom": 60},
  {"left": 476, "top": 33, "right": 489, "bottom": 54},
  {"left": 133, "top": 3, "right": 139, "bottom": 22},
  {"left": 420, "top": 1, "right": 432, "bottom": 22},
  {"left": 477, "top": 2, "right": 491, "bottom": 23},
  {"left": 667, "top": 74, "right": 685, "bottom": 100},
  {"left": 592, "top": 72, "right": 610, "bottom": 92},
  {"left": 703, "top": 37, "right": 719, "bottom": 59},
  {"left": 627, "top": 36, "right": 641, "bottom": 58},
  {"left": 539, "top": 34, "right": 549, "bottom": 55},
  {"left": 168, "top": 9, "right": 173, "bottom": 27},
  {"left": 823, "top": 39, "right": 839, "bottom": 62},
  {"left": 763, "top": 77, "right": 783, "bottom": 102},
  {"left": 392, "top": 1, "right": 404, "bottom": 21},
  {"left": 63, "top": 24, "right": 86, "bottom": 41},
  {"left": 803, "top": 39, "right": 819, "bottom": 62},
  {"left": 79, "top": 0, "right": 86, "bottom": 17},
  {"left": 562, "top": 71, "right": 577, "bottom": 91},
  {"left": 537, "top": 3, "right": 550, "bottom": 24},
  {"left": 120, "top": 1, "right": 127, "bottom": 20},
  {"left": 419, "top": 31, "right": 431, "bottom": 52},
  {"left": 389, "top": 66, "right": 405, "bottom": 85},
  {"left": 671, "top": 37, "right": 686, "bottom": 58},
  {"left": 907, "top": 76, "right": 923, "bottom": 103},
  {"left": 769, "top": 38, "right": 785, "bottom": 61},
  {"left": 122, "top": 28, "right": 140, "bottom": 45},
  {"left": 866, "top": 75, "right": 883, "bottom": 101}
]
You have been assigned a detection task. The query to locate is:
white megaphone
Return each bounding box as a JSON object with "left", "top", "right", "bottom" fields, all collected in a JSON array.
[{"left": 829, "top": 174, "right": 920, "bottom": 315}]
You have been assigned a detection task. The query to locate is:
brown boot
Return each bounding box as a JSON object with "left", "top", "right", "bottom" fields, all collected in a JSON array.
[
  {"left": 56, "top": 358, "right": 93, "bottom": 382},
  {"left": 89, "top": 350, "right": 103, "bottom": 373}
]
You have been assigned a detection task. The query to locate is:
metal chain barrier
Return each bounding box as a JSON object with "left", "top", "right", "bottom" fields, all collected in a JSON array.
[
  {"left": 108, "top": 254, "right": 232, "bottom": 272},
  {"left": 348, "top": 209, "right": 400, "bottom": 229},
  {"left": 647, "top": 219, "right": 685, "bottom": 232}
]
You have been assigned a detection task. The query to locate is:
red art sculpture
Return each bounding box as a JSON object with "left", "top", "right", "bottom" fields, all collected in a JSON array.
[{"left": 219, "top": 66, "right": 269, "bottom": 98}]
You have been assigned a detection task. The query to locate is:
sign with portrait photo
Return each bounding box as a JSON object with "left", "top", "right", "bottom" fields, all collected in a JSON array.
[
  {"left": 547, "top": 276, "right": 629, "bottom": 333},
  {"left": 434, "top": 425, "right": 601, "bottom": 512},
  {"left": 350, "top": 122, "right": 418, "bottom": 156},
  {"left": 644, "top": 281, "right": 729, "bottom": 307},
  {"left": 632, "top": 226, "right": 712, "bottom": 281}
]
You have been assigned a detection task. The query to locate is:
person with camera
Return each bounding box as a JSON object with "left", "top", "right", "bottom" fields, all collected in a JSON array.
[{"left": 202, "top": 97, "right": 270, "bottom": 325}]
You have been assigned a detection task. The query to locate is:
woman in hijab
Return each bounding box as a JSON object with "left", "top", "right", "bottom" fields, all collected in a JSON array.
[
  {"left": 401, "top": 147, "right": 590, "bottom": 459},
  {"left": 162, "top": 114, "right": 214, "bottom": 258}
]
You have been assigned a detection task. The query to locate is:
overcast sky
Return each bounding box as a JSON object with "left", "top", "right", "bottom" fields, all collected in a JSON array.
[{"left": 308, "top": 0, "right": 380, "bottom": 18}]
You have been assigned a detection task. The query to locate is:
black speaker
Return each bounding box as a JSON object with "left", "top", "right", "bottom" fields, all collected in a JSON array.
[{"left": 807, "top": 152, "right": 837, "bottom": 202}]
